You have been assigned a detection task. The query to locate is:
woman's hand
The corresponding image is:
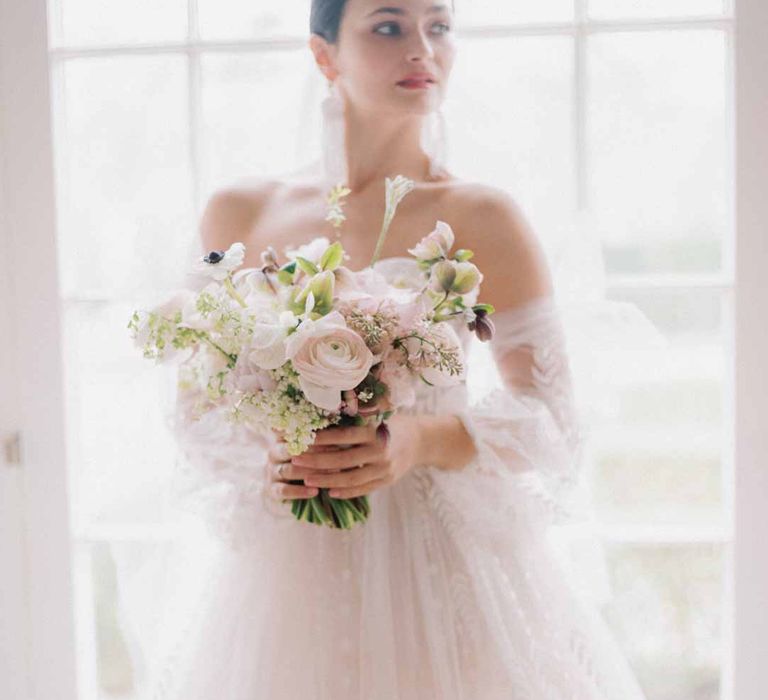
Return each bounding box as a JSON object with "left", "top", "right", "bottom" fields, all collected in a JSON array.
[
  {"left": 280, "top": 415, "right": 422, "bottom": 499},
  {"left": 265, "top": 433, "right": 320, "bottom": 504}
]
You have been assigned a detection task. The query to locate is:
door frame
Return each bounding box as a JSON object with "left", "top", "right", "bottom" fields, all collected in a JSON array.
[
  {"left": 732, "top": 1, "right": 768, "bottom": 699},
  {"left": 0, "top": 0, "right": 78, "bottom": 698}
]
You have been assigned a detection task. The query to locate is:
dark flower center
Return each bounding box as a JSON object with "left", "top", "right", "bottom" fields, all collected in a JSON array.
[{"left": 204, "top": 250, "right": 225, "bottom": 264}]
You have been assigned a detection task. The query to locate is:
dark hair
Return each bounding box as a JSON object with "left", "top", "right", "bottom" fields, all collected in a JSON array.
[
  {"left": 310, "top": 0, "right": 348, "bottom": 44},
  {"left": 310, "top": 0, "right": 456, "bottom": 45}
]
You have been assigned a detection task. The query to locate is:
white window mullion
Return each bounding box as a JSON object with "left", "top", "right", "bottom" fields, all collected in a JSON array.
[{"left": 188, "top": 0, "right": 203, "bottom": 215}]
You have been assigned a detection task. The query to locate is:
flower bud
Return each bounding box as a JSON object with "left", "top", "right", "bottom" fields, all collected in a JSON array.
[
  {"left": 431, "top": 260, "right": 457, "bottom": 292},
  {"left": 450, "top": 262, "right": 481, "bottom": 294}
]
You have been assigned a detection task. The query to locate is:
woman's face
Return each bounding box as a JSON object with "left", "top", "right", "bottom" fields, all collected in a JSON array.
[{"left": 323, "top": 0, "right": 457, "bottom": 116}]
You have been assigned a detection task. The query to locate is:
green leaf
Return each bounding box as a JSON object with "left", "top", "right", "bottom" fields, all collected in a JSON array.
[
  {"left": 295, "top": 256, "right": 319, "bottom": 276},
  {"left": 453, "top": 248, "right": 474, "bottom": 262},
  {"left": 473, "top": 303, "right": 496, "bottom": 314},
  {"left": 319, "top": 241, "right": 344, "bottom": 271}
]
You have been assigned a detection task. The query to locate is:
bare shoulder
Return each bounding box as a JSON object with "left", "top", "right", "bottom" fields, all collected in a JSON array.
[
  {"left": 198, "top": 177, "right": 282, "bottom": 253},
  {"left": 445, "top": 180, "right": 554, "bottom": 313}
]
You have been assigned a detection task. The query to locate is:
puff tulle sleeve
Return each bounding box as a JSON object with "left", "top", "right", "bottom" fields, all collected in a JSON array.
[
  {"left": 455, "top": 295, "right": 589, "bottom": 525},
  {"left": 169, "top": 360, "right": 282, "bottom": 546}
]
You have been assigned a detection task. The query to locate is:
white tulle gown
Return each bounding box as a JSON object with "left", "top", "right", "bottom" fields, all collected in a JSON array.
[{"left": 144, "top": 255, "right": 649, "bottom": 700}]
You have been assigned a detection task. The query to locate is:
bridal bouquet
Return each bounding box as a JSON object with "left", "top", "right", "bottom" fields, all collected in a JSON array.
[{"left": 128, "top": 175, "right": 496, "bottom": 529}]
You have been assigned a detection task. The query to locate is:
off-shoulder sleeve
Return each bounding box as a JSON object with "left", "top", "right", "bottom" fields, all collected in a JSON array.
[
  {"left": 454, "top": 295, "right": 589, "bottom": 524},
  {"left": 169, "top": 358, "right": 287, "bottom": 546}
]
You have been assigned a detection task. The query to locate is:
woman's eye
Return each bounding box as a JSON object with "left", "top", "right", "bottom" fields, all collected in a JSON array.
[
  {"left": 373, "top": 22, "right": 400, "bottom": 36},
  {"left": 373, "top": 21, "right": 451, "bottom": 37}
]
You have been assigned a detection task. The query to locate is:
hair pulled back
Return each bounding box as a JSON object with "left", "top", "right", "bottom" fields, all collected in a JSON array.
[
  {"left": 310, "top": 0, "right": 348, "bottom": 45},
  {"left": 310, "top": 0, "right": 456, "bottom": 44}
]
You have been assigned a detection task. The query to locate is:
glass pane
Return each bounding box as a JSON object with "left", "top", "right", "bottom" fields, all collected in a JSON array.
[
  {"left": 199, "top": 50, "right": 315, "bottom": 196},
  {"left": 53, "top": 56, "right": 195, "bottom": 299},
  {"left": 587, "top": 30, "right": 728, "bottom": 275},
  {"left": 63, "top": 301, "right": 179, "bottom": 529},
  {"left": 198, "top": 0, "right": 308, "bottom": 39},
  {"left": 602, "top": 543, "right": 723, "bottom": 700},
  {"left": 50, "top": 0, "right": 188, "bottom": 47},
  {"left": 457, "top": 0, "right": 574, "bottom": 26},
  {"left": 74, "top": 538, "right": 215, "bottom": 699},
  {"left": 589, "top": 0, "right": 725, "bottom": 20},
  {"left": 446, "top": 35, "right": 576, "bottom": 226},
  {"left": 590, "top": 288, "right": 725, "bottom": 526}
]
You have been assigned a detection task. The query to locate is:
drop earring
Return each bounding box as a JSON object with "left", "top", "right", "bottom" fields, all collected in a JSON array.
[
  {"left": 420, "top": 106, "right": 448, "bottom": 180},
  {"left": 320, "top": 79, "right": 349, "bottom": 188}
]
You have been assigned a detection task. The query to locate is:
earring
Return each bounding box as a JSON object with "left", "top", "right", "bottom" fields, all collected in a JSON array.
[
  {"left": 320, "top": 79, "right": 349, "bottom": 188},
  {"left": 420, "top": 107, "right": 449, "bottom": 180}
]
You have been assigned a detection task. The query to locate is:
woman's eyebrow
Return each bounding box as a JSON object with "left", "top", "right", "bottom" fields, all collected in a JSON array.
[{"left": 366, "top": 5, "right": 448, "bottom": 18}]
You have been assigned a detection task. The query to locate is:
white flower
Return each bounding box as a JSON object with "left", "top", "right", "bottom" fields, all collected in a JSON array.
[
  {"left": 249, "top": 310, "right": 299, "bottom": 370},
  {"left": 408, "top": 220, "right": 455, "bottom": 261},
  {"left": 192, "top": 242, "right": 246, "bottom": 280},
  {"left": 283, "top": 237, "right": 331, "bottom": 266},
  {"left": 285, "top": 310, "right": 376, "bottom": 412}
]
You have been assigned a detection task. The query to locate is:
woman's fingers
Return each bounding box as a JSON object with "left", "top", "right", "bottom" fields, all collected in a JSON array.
[
  {"left": 268, "top": 481, "right": 318, "bottom": 501},
  {"left": 290, "top": 442, "right": 383, "bottom": 472},
  {"left": 313, "top": 424, "right": 378, "bottom": 447},
  {"left": 304, "top": 461, "right": 390, "bottom": 490}
]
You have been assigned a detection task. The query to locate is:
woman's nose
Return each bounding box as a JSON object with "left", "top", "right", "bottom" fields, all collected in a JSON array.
[{"left": 406, "top": 28, "right": 436, "bottom": 61}]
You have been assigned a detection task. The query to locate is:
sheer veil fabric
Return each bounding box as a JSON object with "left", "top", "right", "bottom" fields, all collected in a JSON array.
[{"left": 113, "top": 64, "right": 670, "bottom": 700}]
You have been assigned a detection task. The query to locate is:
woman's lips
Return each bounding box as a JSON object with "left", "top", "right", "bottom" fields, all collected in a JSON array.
[{"left": 397, "top": 79, "right": 434, "bottom": 89}]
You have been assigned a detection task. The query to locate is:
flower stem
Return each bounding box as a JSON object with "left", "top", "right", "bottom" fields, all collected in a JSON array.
[
  {"left": 194, "top": 331, "right": 237, "bottom": 365},
  {"left": 223, "top": 275, "right": 247, "bottom": 308}
]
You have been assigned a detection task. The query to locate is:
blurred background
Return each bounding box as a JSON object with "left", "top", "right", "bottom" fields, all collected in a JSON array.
[{"left": 1, "top": 1, "right": 745, "bottom": 699}]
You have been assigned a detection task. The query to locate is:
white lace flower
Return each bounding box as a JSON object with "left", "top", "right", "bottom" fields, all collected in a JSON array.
[{"left": 193, "top": 242, "right": 246, "bottom": 280}]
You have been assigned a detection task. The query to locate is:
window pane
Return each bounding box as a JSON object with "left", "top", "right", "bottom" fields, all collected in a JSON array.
[
  {"left": 590, "top": 288, "right": 725, "bottom": 527},
  {"left": 447, "top": 35, "right": 576, "bottom": 222},
  {"left": 53, "top": 56, "right": 194, "bottom": 299},
  {"left": 198, "top": 0, "right": 308, "bottom": 39},
  {"left": 63, "top": 301, "right": 178, "bottom": 528},
  {"left": 50, "top": 0, "right": 188, "bottom": 47},
  {"left": 457, "top": 0, "right": 573, "bottom": 26},
  {"left": 602, "top": 543, "right": 722, "bottom": 700},
  {"left": 199, "top": 50, "right": 315, "bottom": 196},
  {"left": 589, "top": 0, "right": 725, "bottom": 20},
  {"left": 587, "top": 30, "right": 728, "bottom": 275}
]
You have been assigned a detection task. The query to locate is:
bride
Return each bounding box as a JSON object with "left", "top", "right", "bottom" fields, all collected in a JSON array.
[{"left": 148, "top": 1, "right": 650, "bottom": 698}]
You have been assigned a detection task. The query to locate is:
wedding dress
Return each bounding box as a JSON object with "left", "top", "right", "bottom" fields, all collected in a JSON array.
[{"left": 135, "top": 252, "right": 652, "bottom": 700}]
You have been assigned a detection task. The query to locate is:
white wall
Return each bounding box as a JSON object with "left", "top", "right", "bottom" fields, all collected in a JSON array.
[
  {"left": 733, "top": 0, "right": 768, "bottom": 698},
  {"left": 0, "top": 0, "right": 78, "bottom": 697},
  {"left": 0, "top": 59, "right": 30, "bottom": 700}
]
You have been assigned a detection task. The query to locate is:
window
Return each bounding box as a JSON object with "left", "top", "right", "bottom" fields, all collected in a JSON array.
[{"left": 44, "top": 2, "right": 734, "bottom": 698}]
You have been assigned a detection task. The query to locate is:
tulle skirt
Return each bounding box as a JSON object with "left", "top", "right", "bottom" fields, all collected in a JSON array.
[{"left": 137, "top": 461, "right": 647, "bottom": 700}]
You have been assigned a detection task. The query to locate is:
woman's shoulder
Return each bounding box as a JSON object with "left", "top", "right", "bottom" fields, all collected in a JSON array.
[
  {"left": 440, "top": 177, "right": 554, "bottom": 311},
  {"left": 198, "top": 177, "right": 293, "bottom": 251}
]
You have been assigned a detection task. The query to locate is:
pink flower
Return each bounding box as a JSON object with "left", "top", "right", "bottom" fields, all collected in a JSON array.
[
  {"left": 284, "top": 311, "right": 377, "bottom": 412},
  {"left": 225, "top": 349, "right": 278, "bottom": 395},
  {"left": 377, "top": 353, "right": 416, "bottom": 408}
]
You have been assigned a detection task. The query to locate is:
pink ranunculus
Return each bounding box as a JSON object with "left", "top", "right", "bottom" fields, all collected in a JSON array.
[{"left": 284, "top": 311, "right": 376, "bottom": 412}]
